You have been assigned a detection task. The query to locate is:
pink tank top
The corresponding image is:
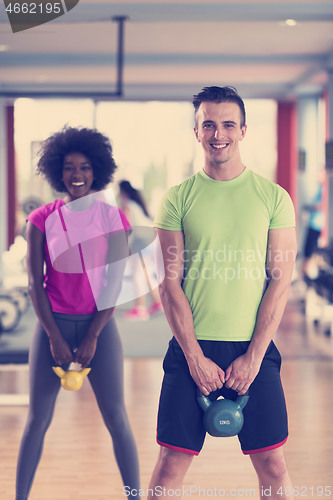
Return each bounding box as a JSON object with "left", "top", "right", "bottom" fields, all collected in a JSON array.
[{"left": 28, "top": 198, "right": 131, "bottom": 314}]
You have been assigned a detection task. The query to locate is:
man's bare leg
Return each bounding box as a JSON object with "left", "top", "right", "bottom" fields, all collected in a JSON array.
[
  {"left": 148, "top": 447, "right": 194, "bottom": 499},
  {"left": 250, "top": 447, "right": 294, "bottom": 499}
]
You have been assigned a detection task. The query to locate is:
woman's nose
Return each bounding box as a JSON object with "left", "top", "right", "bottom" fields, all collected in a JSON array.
[{"left": 72, "top": 167, "right": 82, "bottom": 177}]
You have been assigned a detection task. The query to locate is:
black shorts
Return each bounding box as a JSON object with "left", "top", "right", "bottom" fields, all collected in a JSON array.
[{"left": 156, "top": 337, "right": 288, "bottom": 455}]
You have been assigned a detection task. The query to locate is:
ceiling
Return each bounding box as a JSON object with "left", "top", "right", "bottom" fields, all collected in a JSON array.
[{"left": 0, "top": 0, "right": 333, "bottom": 101}]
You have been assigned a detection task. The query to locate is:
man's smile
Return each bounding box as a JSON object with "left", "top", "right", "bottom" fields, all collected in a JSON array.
[{"left": 210, "top": 143, "right": 229, "bottom": 150}]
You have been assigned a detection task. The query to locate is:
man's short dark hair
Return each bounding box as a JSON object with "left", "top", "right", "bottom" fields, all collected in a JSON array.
[{"left": 193, "top": 86, "right": 246, "bottom": 127}]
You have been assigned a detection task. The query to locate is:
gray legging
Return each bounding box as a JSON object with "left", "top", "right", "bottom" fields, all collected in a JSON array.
[{"left": 15, "top": 313, "right": 140, "bottom": 500}]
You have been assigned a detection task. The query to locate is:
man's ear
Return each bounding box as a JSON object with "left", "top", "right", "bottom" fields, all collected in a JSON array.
[
  {"left": 239, "top": 124, "right": 247, "bottom": 141},
  {"left": 194, "top": 127, "right": 200, "bottom": 142}
]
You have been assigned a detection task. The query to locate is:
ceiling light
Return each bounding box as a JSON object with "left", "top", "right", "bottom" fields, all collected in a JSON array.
[{"left": 283, "top": 19, "right": 297, "bottom": 27}]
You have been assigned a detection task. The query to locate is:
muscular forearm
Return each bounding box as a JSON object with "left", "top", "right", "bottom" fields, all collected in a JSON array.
[
  {"left": 74, "top": 307, "right": 115, "bottom": 367},
  {"left": 159, "top": 281, "right": 202, "bottom": 361},
  {"left": 29, "top": 284, "right": 75, "bottom": 365},
  {"left": 225, "top": 278, "right": 292, "bottom": 394},
  {"left": 247, "top": 278, "right": 291, "bottom": 362},
  {"left": 29, "top": 284, "right": 62, "bottom": 341},
  {"left": 26, "top": 222, "right": 74, "bottom": 365},
  {"left": 159, "top": 281, "right": 225, "bottom": 395},
  {"left": 84, "top": 308, "right": 115, "bottom": 340},
  {"left": 156, "top": 228, "right": 224, "bottom": 394},
  {"left": 225, "top": 227, "right": 296, "bottom": 394}
]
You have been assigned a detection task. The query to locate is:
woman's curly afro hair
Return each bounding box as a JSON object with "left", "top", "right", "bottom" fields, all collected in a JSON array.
[{"left": 37, "top": 126, "right": 117, "bottom": 192}]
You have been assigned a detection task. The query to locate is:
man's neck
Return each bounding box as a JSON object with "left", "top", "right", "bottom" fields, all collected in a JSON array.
[{"left": 203, "top": 161, "right": 246, "bottom": 182}]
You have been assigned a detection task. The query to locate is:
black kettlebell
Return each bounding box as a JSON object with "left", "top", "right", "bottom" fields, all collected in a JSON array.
[{"left": 197, "top": 389, "right": 249, "bottom": 437}]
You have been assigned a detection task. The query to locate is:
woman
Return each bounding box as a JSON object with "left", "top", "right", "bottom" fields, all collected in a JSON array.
[
  {"left": 118, "top": 180, "right": 162, "bottom": 320},
  {"left": 16, "top": 127, "right": 140, "bottom": 499}
]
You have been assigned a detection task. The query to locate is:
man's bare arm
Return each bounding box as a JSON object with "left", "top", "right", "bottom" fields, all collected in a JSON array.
[
  {"left": 225, "top": 227, "right": 297, "bottom": 395},
  {"left": 156, "top": 228, "right": 225, "bottom": 395}
]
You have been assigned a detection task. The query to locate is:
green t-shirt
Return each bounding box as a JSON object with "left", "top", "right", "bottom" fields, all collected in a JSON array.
[{"left": 154, "top": 168, "right": 296, "bottom": 341}]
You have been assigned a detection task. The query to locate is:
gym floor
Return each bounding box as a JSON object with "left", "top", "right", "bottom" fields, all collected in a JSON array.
[{"left": 0, "top": 283, "right": 332, "bottom": 499}]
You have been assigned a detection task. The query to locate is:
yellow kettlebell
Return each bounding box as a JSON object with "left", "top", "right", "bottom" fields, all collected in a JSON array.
[{"left": 52, "top": 366, "right": 91, "bottom": 391}]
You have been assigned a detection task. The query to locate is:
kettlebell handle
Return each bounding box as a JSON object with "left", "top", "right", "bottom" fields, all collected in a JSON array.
[
  {"left": 235, "top": 392, "right": 250, "bottom": 410},
  {"left": 197, "top": 388, "right": 249, "bottom": 411},
  {"left": 52, "top": 366, "right": 91, "bottom": 391}
]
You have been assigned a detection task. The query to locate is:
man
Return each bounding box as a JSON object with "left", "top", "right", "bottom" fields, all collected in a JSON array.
[{"left": 150, "top": 86, "right": 297, "bottom": 499}]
